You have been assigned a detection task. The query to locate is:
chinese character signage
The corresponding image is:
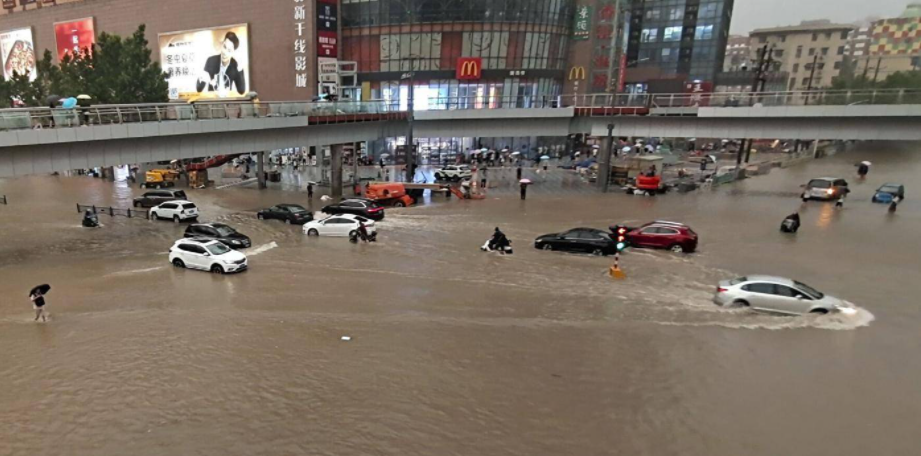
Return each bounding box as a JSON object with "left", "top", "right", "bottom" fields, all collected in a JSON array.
[
  {"left": 0, "top": 27, "right": 36, "bottom": 81},
  {"left": 456, "top": 57, "right": 482, "bottom": 80},
  {"left": 573, "top": 5, "right": 592, "bottom": 40},
  {"left": 54, "top": 18, "right": 95, "bottom": 61},
  {"left": 317, "top": 0, "right": 338, "bottom": 58},
  {"left": 159, "top": 24, "right": 250, "bottom": 101}
]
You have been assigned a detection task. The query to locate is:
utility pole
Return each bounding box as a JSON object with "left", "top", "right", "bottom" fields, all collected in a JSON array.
[
  {"left": 861, "top": 55, "right": 871, "bottom": 80},
  {"left": 404, "top": 5, "right": 416, "bottom": 183},
  {"left": 805, "top": 53, "right": 820, "bottom": 106},
  {"left": 739, "top": 44, "right": 771, "bottom": 166},
  {"left": 872, "top": 56, "right": 883, "bottom": 83}
]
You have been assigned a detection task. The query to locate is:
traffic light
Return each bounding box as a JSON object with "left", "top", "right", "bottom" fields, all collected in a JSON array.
[{"left": 614, "top": 226, "right": 628, "bottom": 252}]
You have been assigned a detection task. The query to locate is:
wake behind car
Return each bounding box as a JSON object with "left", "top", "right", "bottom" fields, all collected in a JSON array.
[
  {"left": 713, "top": 275, "right": 856, "bottom": 315},
  {"left": 257, "top": 204, "right": 314, "bottom": 224},
  {"left": 802, "top": 177, "right": 849, "bottom": 201},
  {"left": 150, "top": 200, "right": 198, "bottom": 223},
  {"left": 184, "top": 223, "right": 251, "bottom": 249},
  {"left": 534, "top": 228, "right": 617, "bottom": 256},
  {"left": 322, "top": 198, "right": 384, "bottom": 221},
  {"left": 613, "top": 220, "right": 698, "bottom": 253},
  {"left": 872, "top": 183, "right": 905, "bottom": 203},
  {"left": 434, "top": 165, "right": 473, "bottom": 182},
  {"left": 133, "top": 189, "right": 188, "bottom": 208},
  {"left": 303, "top": 214, "right": 376, "bottom": 237},
  {"left": 169, "top": 239, "right": 247, "bottom": 274}
]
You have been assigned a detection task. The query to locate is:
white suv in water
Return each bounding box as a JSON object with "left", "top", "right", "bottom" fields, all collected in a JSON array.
[
  {"left": 169, "top": 239, "right": 248, "bottom": 274},
  {"left": 150, "top": 200, "right": 199, "bottom": 223},
  {"left": 434, "top": 165, "right": 472, "bottom": 181}
]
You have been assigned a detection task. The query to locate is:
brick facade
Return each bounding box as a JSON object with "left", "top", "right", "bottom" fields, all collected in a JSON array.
[{"left": 0, "top": 0, "right": 321, "bottom": 101}]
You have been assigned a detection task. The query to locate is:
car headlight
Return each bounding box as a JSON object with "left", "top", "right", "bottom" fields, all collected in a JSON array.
[{"left": 229, "top": 240, "right": 241, "bottom": 245}]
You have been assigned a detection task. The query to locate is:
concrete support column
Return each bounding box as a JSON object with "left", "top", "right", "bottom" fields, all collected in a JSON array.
[
  {"left": 257, "top": 151, "right": 266, "bottom": 189},
  {"left": 598, "top": 124, "right": 614, "bottom": 193},
  {"left": 331, "top": 144, "right": 344, "bottom": 199},
  {"left": 353, "top": 142, "right": 361, "bottom": 187}
]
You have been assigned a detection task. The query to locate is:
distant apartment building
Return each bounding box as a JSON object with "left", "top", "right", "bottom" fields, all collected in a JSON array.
[
  {"left": 749, "top": 20, "right": 854, "bottom": 91},
  {"left": 723, "top": 35, "right": 751, "bottom": 72},
  {"left": 855, "top": 3, "right": 921, "bottom": 79},
  {"left": 847, "top": 26, "right": 871, "bottom": 58}
]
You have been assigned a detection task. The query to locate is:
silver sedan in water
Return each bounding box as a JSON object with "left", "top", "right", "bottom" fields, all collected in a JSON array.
[{"left": 713, "top": 275, "right": 857, "bottom": 315}]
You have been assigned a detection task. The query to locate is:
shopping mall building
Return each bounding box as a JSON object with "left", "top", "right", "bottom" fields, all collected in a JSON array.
[{"left": 0, "top": 0, "right": 733, "bottom": 162}]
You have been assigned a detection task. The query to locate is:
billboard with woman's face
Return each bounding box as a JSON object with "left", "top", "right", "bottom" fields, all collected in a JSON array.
[
  {"left": 0, "top": 27, "right": 36, "bottom": 81},
  {"left": 159, "top": 24, "right": 250, "bottom": 100}
]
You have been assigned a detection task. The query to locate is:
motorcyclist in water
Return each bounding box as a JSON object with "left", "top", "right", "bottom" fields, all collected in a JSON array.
[
  {"left": 781, "top": 212, "right": 801, "bottom": 233},
  {"left": 489, "top": 227, "right": 510, "bottom": 251}
]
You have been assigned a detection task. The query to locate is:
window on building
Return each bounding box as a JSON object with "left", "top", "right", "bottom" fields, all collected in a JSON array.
[
  {"left": 796, "top": 46, "right": 803, "bottom": 58},
  {"left": 834, "top": 61, "right": 842, "bottom": 70},
  {"left": 774, "top": 49, "right": 784, "bottom": 58},
  {"left": 668, "top": 7, "right": 683, "bottom": 20},
  {"left": 645, "top": 8, "right": 661, "bottom": 20},
  {"left": 641, "top": 28, "right": 658, "bottom": 43},
  {"left": 781, "top": 35, "right": 787, "bottom": 43},
  {"left": 818, "top": 62, "right": 826, "bottom": 70},
  {"left": 838, "top": 46, "right": 845, "bottom": 55},
  {"left": 663, "top": 26, "right": 683, "bottom": 42},
  {"left": 809, "top": 48, "right": 815, "bottom": 56},
  {"left": 793, "top": 63, "right": 799, "bottom": 73},
  {"left": 821, "top": 47, "right": 829, "bottom": 56},
  {"left": 694, "top": 25, "right": 714, "bottom": 40},
  {"left": 825, "top": 32, "right": 832, "bottom": 39},
  {"left": 759, "top": 36, "right": 767, "bottom": 44},
  {"left": 699, "top": 3, "right": 718, "bottom": 18},
  {"left": 841, "top": 31, "right": 849, "bottom": 39},
  {"left": 802, "top": 77, "right": 810, "bottom": 86},
  {"left": 812, "top": 33, "right": 818, "bottom": 41}
]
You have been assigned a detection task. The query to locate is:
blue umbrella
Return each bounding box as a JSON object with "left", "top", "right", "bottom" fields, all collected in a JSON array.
[{"left": 61, "top": 97, "right": 77, "bottom": 109}]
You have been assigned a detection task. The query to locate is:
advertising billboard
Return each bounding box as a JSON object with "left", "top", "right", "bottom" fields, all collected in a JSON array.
[
  {"left": 456, "top": 57, "right": 482, "bottom": 80},
  {"left": 159, "top": 24, "right": 250, "bottom": 100},
  {"left": 0, "top": 27, "right": 36, "bottom": 81},
  {"left": 317, "top": 0, "right": 339, "bottom": 58},
  {"left": 54, "top": 18, "right": 95, "bottom": 61}
]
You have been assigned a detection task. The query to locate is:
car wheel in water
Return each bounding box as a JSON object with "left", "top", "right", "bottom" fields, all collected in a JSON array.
[
  {"left": 669, "top": 244, "right": 685, "bottom": 253},
  {"left": 285, "top": 219, "right": 291, "bottom": 224},
  {"left": 732, "top": 300, "right": 750, "bottom": 308},
  {"left": 393, "top": 201, "right": 405, "bottom": 208},
  {"left": 307, "top": 229, "right": 319, "bottom": 236},
  {"left": 133, "top": 201, "right": 139, "bottom": 208},
  {"left": 542, "top": 243, "right": 553, "bottom": 251},
  {"left": 810, "top": 308, "right": 829, "bottom": 315},
  {"left": 172, "top": 258, "right": 185, "bottom": 268},
  {"left": 257, "top": 214, "right": 263, "bottom": 220},
  {"left": 211, "top": 265, "right": 224, "bottom": 274},
  {"left": 349, "top": 230, "right": 358, "bottom": 238},
  {"left": 150, "top": 211, "right": 158, "bottom": 220},
  {"left": 592, "top": 248, "right": 605, "bottom": 256},
  {"left": 173, "top": 215, "right": 180, "bottom": 223}
]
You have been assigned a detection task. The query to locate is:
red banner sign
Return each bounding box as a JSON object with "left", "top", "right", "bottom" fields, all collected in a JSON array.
[
  {"left": 456, "top": 57, "right": 482, "bottom": 80},
  {"left": 54, "top": 18, "right": 95, "bottom": 61}
]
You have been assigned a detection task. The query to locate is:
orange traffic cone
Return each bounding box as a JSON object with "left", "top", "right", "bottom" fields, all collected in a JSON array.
[{"left": 609, "top": 254, "right": 626, "bottom": 279}]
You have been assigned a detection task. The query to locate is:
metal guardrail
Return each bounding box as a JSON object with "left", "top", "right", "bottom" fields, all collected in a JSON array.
[
  {"left": 2, "top": 89, "right": 921, "bottom": 132},
  {"left": 0, "top": 100, "right": 403, "bottom": 132},
  {"left": 77, "top": 204, "right": 149, "bottom": 220}
]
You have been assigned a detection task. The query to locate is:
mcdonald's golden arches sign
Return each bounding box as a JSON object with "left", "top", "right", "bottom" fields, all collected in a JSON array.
[
  {"left": 569, "top": 66, "right": 586, "bottom": 81},
  {"left": 456, "top": 57, "right": 482, "bottom": 80}
]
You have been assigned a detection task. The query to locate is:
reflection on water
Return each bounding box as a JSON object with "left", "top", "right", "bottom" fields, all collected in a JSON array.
[{"left": 1, "top": 142, "right": 920, "bottom": 456}]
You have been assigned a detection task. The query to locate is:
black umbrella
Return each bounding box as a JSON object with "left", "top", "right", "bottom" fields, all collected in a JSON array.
[
  {"left": 29, "top": 284, "right": 51, "bottom": 296},
  {"left": 45, "top": 95, "right": 62, "bottom": 108}
]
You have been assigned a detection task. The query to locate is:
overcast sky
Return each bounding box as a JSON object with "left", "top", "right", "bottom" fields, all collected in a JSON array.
[{"left": 731, "top": 0, "right": 912, "bottom": 34}]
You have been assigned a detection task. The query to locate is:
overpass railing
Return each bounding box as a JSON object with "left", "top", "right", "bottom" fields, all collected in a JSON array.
[{"left": 0, "top": 100, "right": 402, "bottom": 132}]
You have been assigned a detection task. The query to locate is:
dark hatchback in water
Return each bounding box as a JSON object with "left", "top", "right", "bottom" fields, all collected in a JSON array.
[
  {"left": 257, "top": 204, "right": 314, "bottom": 225},
  {"left": 534, "top": 228, "right": 617, "bottom": 256},
  {"left": 184, "top": 223, "right": 252, "bottom": 249}
]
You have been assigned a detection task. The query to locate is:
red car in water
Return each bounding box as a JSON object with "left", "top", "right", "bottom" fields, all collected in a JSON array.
[{"left": 612, "top": 221, "right": 698, "bottom": 253}]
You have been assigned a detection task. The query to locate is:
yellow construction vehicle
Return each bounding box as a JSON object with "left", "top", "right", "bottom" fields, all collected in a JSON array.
[{"left": 143, "top": 169, "right": 181, "bottom": 188}]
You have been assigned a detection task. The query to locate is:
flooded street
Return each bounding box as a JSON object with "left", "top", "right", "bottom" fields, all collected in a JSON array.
[{"left": 1, "top": 142, "right": 920, "bottom": 456}]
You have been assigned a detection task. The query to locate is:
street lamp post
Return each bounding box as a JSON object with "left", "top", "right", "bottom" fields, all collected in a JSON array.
[{"left": 599, "top": 123, "right": 615, "bottom": 193}]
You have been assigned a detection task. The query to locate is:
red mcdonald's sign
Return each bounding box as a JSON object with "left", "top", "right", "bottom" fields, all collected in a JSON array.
[{"left": 456, "top": 57, "right": 482, "bottom": 80}]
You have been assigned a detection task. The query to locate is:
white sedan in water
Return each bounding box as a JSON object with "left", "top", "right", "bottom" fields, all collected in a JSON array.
[
  {"left": 302, "top": 214, "right": 376, "bottom": 237},
  {"left": 713, "top": 275, "right": 857, "bottom": 315}
]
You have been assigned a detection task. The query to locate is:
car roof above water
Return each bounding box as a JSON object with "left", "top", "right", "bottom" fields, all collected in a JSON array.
[{"left": 740, "top": 275, "right": 796, "bottom": 286}]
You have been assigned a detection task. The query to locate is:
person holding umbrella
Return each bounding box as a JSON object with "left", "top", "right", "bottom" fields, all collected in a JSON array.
[
  {"left": 519, "top": 179, "right": 531, "bottom": 200},
  {"left": 30, "top": 284, "right": 50, "bottom": 322}
]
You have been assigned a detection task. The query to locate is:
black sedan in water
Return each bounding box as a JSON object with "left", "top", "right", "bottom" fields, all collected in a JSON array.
[
  {"left": 534, "top": 228, "right": 617, "bottom": 256},
  {"left": 184, "top": 223, "right": 252, "bottom": 249},
  {"left": 257, "top": 204, "right": 314, "bottom": 225}
]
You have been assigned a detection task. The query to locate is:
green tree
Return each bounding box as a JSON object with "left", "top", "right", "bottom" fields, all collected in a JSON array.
[{"left": 2, "top": 24, "right": 167, "bottom": 106}]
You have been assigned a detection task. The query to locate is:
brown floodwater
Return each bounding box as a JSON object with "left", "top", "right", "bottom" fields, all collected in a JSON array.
[{"left": 1, "top": 142, "right": 919, "bottom": 456}]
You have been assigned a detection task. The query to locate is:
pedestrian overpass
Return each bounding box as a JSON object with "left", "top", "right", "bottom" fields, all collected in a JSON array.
[{"left": 2, "top": 89, "right": 921, "bottom": 178}]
